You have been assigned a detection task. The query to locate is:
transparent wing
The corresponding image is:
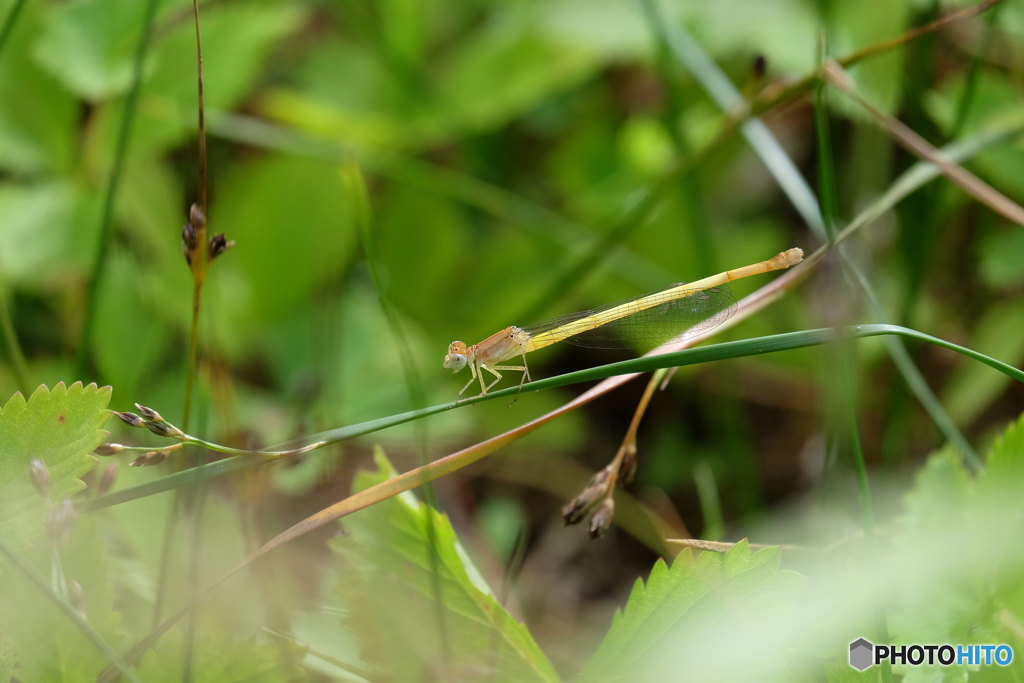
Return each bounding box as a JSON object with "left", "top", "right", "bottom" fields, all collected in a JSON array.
[{"left": 522, "top": 284, "right": 736, "bottom": 351}]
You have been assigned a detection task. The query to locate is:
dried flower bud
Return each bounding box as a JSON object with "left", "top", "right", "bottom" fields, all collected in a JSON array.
[
  {"left": 189, "top": 203, "right": 206, "bottom": 230},
  {"left": 114, "top": 411, "right": 145, "bottom": 428},
  {"left": 562, "top": 465, "right": 615, "bottom": 525},
  {"left": 562, "top": 483, "right": 605, "bottom": 525},
  {"left": 182, "top": 221, "right": 199, "bottom": 251},
  {"left": 588, "top": 498, "right": 615, "bottom": 539},
  {"left": 146, "top": 421, "right": 185, "bottom": 440},
  {"left": 29, "top": 458, "right": 50, "bottom": 499},
  {"left": 134, "top": 403, "right": 162, "bottom": 422},
  {"left": 619, "top": 442, "right": 638, "bottom": 485},
  {"left": 47, "top": 498, "right": 77, "bottom": 546},
  {"left": 208, "top": 233, "right": 234, "bottom": 260},
  {"left": 96, "top": 464, "right": 118, "bottom": 496},
  {"left": 130, "top": 450, "right": 169, "bottom": 467},
  {"left": 94, "top": 442, "right": 124, "bottom": 456}
]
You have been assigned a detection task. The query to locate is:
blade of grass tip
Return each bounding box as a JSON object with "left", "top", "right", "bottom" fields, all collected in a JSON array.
[
  {"left": 0, "top": 0, "right": 26, "bottom": 60},
  {"left": 824, "top": 60, "right": 1024, "bottom": 228},
  {"left": 0, "top": 287, "right": 30, "bottom": 394},
  {"left": 640, "top": 0, "right": 826, "bottom": 239},
  {"left": 340, "top": 159, "right": 451, "bottom": 662},
  {"left": 75, "top": 0, "right": 160, "bottom": 379},
  {"left": 0, "top": 540, "right": 143, "bottom": 683}
]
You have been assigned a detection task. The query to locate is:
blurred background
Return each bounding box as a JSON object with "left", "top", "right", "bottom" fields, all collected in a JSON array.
[{"left": 1, "top": 0, "right": 1023, "bottom": 675}]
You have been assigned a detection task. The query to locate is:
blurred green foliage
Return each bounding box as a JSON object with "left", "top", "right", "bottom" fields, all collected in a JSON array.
[{"left": 1, "top": 0, "right": 1024, "bottom": 678}]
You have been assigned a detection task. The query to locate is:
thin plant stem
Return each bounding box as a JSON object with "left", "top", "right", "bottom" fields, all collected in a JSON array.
[{"left": 180, "top": 3, "right": 209, "bottom": 679}]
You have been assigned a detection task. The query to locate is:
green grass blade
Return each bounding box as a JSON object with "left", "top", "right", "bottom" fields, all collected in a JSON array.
[{"left": 81, "top": 325, "right": 1022, "bottom": 511}]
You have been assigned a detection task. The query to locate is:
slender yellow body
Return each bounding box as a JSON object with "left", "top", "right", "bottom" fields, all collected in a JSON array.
[{"left": 443, "top": 247, "right": 803, "bottom": 400}]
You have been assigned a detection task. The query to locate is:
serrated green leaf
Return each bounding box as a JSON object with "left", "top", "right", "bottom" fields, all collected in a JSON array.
[
  {"left": 580, "top": 540, "right": 805, "bottom": 682},
  {"left": 886, "top": 413, "right": 1024, "bottom": 668},
  {"left": 331, "top": 449, "right": 558, "bottom": 682},
  {"left": 0, "top": 382, "right": 110, "bottom": 548},
  {"left": 981, "top": 411, "right": 1024, "bottom": 488}
]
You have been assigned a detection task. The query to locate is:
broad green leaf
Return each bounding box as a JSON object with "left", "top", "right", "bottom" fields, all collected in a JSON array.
[
  {"left": 580, "top": 541, "right": 805, "bottom": 682},
  {"left": 331, "top": 449, "right": 559, "bottom": 682},
  {"left": 0, "top": 382, "right": 110, "bottom": 548}
]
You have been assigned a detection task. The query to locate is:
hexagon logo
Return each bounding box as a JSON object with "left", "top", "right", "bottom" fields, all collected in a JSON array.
[{"left": 849, "top": 637, "right": 874, "bottom": 671}]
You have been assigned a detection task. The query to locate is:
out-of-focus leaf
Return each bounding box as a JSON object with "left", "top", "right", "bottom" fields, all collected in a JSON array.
[
  {"left": 979, "top": 228, "right": 1024, "bottom": 289},
  {"left": 204, "top": 154, "right": 356, "bottom": 358},
  {"left": 137, "top": 620, "right": 298, "bottom": 682},
  {"left": 579, "top": 540, "right": 805, "bottom": 682},
  {"left": 0, "top": 520, "right": 122, "bottom": 681},
  {"left": 885, "top": 416, "right": 1024, "bottom": 678},
  {"left": 34, "top": 0, "right": 174, "bottom": 101},
  {"left": 829, "top": 0, "right": 910, "bottom": 115},
  {"left": 91, "top": 250, "right": 170, "bottom": 405},
  {"left": 0, "top": 182, "right": 100, "bottom": 287},
  {"left": 924, "top": 72, "right": 1024, "bottom": 197},
  {"left": 0, "top": 382, "right": 109, "bottom": 548},
  {"left": 83, "top": 2, "right": 307, "bottom": 163},
  {"left": 0, "top": 2, "right": 78, "bottom": 173},
  {"left": 332, "top": 449, "right": 559, "bottom": 682},
  {"left": 264, "top": 7, "right": 597, "bottom": 149},
  {"left": 375, "top": 184, "right": 463, "bottom": 318}
]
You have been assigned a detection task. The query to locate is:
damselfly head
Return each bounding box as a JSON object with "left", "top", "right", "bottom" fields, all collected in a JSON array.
[{"left": 444, "top": 341, "right": 469, "bottom": 373}]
